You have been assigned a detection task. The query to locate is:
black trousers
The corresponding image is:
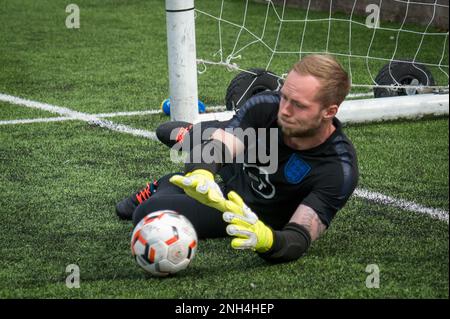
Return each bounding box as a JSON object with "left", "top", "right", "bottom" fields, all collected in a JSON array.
[{"left": 132, "top": 173, "right": 228, "bottom": 239}]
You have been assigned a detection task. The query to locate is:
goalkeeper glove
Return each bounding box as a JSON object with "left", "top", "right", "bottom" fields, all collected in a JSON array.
[
  {"left": 169, "top": 169, "right": 229, "bottom": 212},
  {"left": 170, "top": 171, "right": 273, "bottom": 252},
  {"left": 222, "top": 191, "right": 273, "bottom": 253}
]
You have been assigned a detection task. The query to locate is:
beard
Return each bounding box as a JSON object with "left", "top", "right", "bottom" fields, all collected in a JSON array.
[{"left": 278, "top": 117, "right": 322, "bottom": 138}]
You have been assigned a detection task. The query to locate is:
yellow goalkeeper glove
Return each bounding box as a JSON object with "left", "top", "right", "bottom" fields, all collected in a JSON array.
[
  {"left": 222, "top": 191, "right": 273, "bottom": 253},
  {"left": 171, "top": 171, "right": 273, "bottom": 252},
  {"left": 169, "top": 169, "right": 229, "bottom": 212}
]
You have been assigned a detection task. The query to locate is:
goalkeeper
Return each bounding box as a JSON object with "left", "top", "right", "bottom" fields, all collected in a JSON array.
[{"left": 116, "top": 54, "right": 359, "bottom": 262}]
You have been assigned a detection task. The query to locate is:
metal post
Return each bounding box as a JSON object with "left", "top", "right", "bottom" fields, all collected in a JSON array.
[{"left": 165, "top": 0, "right": 199, "bottom": 123}]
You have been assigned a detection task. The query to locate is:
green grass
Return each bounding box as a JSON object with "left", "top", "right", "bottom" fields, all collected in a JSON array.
[
  {"left": 0, "top": 0, "right": 448, "bottom": 299},
  {"left": 0, "top": 119, "right": 448, "bottom": 298},
  {"left": 345, "top": 118, "right": 449, "bottom": 210}
]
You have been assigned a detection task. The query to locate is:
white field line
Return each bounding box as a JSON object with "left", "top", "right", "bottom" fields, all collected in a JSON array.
[
  {"left": 0, "top": 110, "right": 163, "bottom": 126},
  {"left": 0, "top": 116, "right": 78, "bottom": 125},
  {"left": 1, "top": 93, "right": 448, "bottom": 223},
  {"left": 354, "top": 189, "right": 449, "bottom": 224},
  {"left": 0, "top": 106, "right": 227, "bottom": 126},
  {"left": 0, "top": 93, "right": 157, "bottom": 140},
  {"left": 95, "top": 109, "right": 162, "bottom": 118}
]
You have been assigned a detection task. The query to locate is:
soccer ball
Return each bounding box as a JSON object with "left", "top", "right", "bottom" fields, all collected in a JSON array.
[{"left": 131, "top": 210, "right": 198, "bottom": 277}]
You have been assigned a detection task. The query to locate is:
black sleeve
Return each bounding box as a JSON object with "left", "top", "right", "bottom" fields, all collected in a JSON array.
[
  {"left": 184, "top": 139, "right": 232, "bottom": 174},
  {"left": 302, "top": 163, "right": 358, "bottom": 227},
  {"left": 258, "top": 223, "right": 311, "bottom": 263}
]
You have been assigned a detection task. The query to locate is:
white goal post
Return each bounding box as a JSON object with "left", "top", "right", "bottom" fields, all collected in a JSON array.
[{"left": 165, "top": 0, "right": 199, "bottom": 123}]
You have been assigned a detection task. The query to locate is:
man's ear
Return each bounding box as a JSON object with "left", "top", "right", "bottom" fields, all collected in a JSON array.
[{"left": 323, "top": 104, "right": 338, "bottom": 119}]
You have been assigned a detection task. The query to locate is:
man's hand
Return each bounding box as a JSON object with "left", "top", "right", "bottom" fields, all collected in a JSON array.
[
  {"left": 222, "top": 191, "right": 273, "bottom": 253},
  {"left": 169, "top": 169, "right": 229, "bottom": 212},
  {"left": 170, "top": 171, "right": 273, "bottom": 252}
]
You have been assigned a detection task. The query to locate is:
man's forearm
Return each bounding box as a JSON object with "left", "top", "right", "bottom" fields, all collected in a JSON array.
[
  {"left": 258, "top": 223, "right": 311, "bottom": 263},
  {"left": 184, "top": 128, "right": 244, "bottom": 174},
  {"left": 184, "top": 139, "right": 229, "bottom": 174}
]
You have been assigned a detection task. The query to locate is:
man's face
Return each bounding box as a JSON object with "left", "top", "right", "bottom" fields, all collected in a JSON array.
[{"left": 277, "top": 71, "right": 328, "bottom": 138}]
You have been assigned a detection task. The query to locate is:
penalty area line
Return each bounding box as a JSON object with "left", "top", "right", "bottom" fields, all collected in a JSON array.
[
  {"left": 0, "top": 93, "right": 157, "bottom": 140},
  {"left": 354, "top": 188, "right": 449, "bottom": 224},
  {"left": 0, "top": 116, "right": 78, "bottom": 125},
  {"left": 0, "top": 109, "right": 164, "bottom": 126}
]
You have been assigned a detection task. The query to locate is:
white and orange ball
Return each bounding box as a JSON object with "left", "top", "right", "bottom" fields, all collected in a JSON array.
[{"left": 131, "top": 210, "right": 198, "bottom": 277}]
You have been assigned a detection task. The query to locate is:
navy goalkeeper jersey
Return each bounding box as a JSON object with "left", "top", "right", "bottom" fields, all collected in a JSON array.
[{"left": 221, "top": 92, "right": 359, "bottom": 229}]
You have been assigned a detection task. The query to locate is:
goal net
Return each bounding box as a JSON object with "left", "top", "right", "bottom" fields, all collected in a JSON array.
[{"left": 192, "top": 0, "right": 449, "bottom": 111}]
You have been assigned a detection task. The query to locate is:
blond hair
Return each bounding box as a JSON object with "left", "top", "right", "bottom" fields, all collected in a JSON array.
[{"left": 292, "top": 54, "right": 350, "bottom": 107}]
